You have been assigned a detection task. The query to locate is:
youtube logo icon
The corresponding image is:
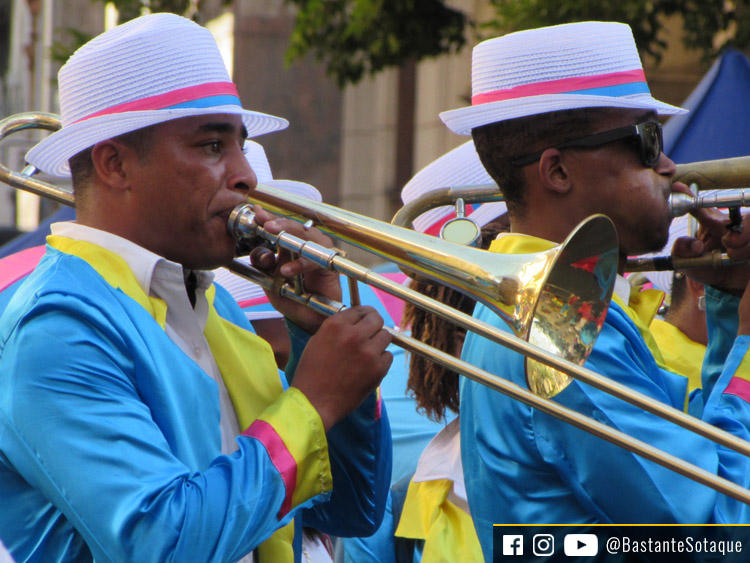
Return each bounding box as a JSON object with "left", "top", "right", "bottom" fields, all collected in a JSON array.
[{"left": 564, "top": 533, "right": 598, "bottom": 556}]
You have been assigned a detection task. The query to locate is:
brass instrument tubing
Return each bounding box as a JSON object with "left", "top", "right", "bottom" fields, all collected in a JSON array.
[
  {"left": 626, "top": 250, "right": 743, "bottom": 272},
  {"left": 5, "top": 111, "right": 750, "bottom": 503},
  {"left": 234, "top": 209, "right": 750, "bottom": 462},
  {"left": 670, "top": 189, "right": 750, "bottom": 217},
  {"left": 228, "top": 259, "right": 750, "bottom": 504}
]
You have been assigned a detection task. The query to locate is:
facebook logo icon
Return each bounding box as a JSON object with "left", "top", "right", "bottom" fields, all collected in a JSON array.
[{"left": 503, "top": 535, "right": 524, "bottom": 556}]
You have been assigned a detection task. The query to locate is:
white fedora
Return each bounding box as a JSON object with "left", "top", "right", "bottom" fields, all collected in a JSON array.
[
  {"left": 440, "top": 21, "right": 686, "bottom": 136},
  {"left": 401, "top": 140, "right": 506, "bottom": 235},
  {"left": 27, "top": 13, "right": 289, "bottom": 177},
  {"left": 243, "top": 140, "right": 322, "bottom": 202}
]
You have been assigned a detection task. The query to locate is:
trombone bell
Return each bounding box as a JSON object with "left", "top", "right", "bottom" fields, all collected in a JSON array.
[{"left": 248, "top": 184, "right": 619, "bottom": 397}]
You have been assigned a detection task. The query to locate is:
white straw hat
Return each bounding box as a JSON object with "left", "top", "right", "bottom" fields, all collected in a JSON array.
[
  {"left": 243, "top": 140, "right": 322, "bottom": 202},
  {"left": 440, "top": 21, "right": 686, "bottom": 136},
  {"left": 27, "top": 13, "right": 289, "bottom": 177},
  {"left": 401, "top": 140, "right": 506, "bottom": 235}
]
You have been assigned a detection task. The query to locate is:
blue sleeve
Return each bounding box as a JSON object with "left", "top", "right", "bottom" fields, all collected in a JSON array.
[
  {"left": 379, "top": 343, "right": 453, "bottom": 486},
  {"left": 0, "top": 294, "right": 329, "bottom": 563},
  {"left": 460, "top": 300, "right": 750, "bottom": 559},
  {"left": 339, "top": 492, "right": 397, "bottom": 563},
  {"left": 285, "top": 320, "right": 393, "bottom": 538},
  {"left": 702, "top": 286, "right": 742, "bottom": 397}
]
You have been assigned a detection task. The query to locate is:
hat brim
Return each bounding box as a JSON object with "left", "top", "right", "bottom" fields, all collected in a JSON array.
[
  {"left": 26, "top": 105, "right": 289, "bottom": 177},
  {"left": 262, "top": 180, "right": 322, "bottom": 203},
  {"left": 439, "top": 93, "right": 687, "bottom": 136}
]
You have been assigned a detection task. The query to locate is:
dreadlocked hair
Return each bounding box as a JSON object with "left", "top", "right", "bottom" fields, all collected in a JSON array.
[
  {"left": 401, "top": 219, "right": 507, "bottom": 421},
  {"left": 402, "top": 279, "right": 474, "bottom": 421}
]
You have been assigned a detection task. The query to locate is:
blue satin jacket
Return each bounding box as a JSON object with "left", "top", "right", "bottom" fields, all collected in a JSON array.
[
  {"left": 461, "top": 283, "right": 750, "bottom": 559},
  {"left": 0, "top": 243, "right": 390, "bottom": 562}
]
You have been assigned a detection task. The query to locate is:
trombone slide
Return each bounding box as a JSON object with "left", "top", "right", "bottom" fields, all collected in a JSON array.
[{"left": 4, "top": 111, "right": 750, "bottom": 504}]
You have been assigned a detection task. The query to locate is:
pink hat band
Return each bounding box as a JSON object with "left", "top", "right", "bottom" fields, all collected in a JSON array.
[
  {"left": 471, "top": 69, "right": 648, "bottom": 106},
  {"left": 74, "top": 82, "right": 242, "bottom": 124}
]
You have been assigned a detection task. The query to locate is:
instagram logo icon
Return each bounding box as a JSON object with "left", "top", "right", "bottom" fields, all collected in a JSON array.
[{"left": 533, "top": 534, "right": 555, "bottom": 556}]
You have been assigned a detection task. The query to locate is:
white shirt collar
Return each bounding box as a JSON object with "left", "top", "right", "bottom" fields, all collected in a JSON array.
[
  {"left": 50, "top": 221, "right": 214, "bottom": 292},
  {"left": 613, "top": 274, "right": 632, "bottom": 305}
]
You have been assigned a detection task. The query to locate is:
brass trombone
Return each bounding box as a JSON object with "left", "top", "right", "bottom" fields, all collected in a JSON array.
[
  {"left": 390, "top": 176, "right": 750, "bottom": 274},
  {"left": 388, "top": 158, "right": 750, "bottom": 231},
  {"left": 4, "top": 112, "right": 750, "bottom": 504}
]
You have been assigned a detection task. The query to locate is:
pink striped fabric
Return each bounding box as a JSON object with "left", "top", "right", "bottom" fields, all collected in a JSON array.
[
  {"left": 724, "top": 377, "right": 750, "bottom": 404},
  {"left": 74, "top": 82, "right": 240, "bottom": 124},
  {"left": 243, "top": 419, "right": 297, "bottom": 518},
  {"left": 472, "top": 69, "right": 646, "bottom": 106},
  {"left": 0, "top": 246, "right": 45, "bottom": 292}
]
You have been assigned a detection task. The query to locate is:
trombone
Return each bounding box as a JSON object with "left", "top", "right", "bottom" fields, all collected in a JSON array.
[
  {"left": 390, "top": 175, "right": 750, "bottom": 273},
  {"left": 388, "top": 157, "right": 750, "bottom": 230},
  {"left": 4, "top": 112, "right": 750, "bottom": 504}
]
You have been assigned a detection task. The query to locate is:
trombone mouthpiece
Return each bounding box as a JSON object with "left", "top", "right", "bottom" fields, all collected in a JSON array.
[
  {"left": 227, "top": 203, "right": 256, "bottom": 239},
  {"left": 227, "top": 203, "right": 263, "bottom": 256},
  {"left": 668, "top": 192, "right": 693, "bottom": 217}
]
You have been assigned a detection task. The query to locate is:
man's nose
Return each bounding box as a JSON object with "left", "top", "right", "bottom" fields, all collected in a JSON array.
[
  {"left": 230, "top": 150, "right": 258, "bottom": 193},
  {"left": 656, "top": 151, "right": 677, "bottom": 178}
]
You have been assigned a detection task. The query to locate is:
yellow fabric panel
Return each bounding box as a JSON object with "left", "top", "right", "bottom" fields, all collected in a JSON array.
[
  {"left": 258, "top": 387, "right": 332, "bottom": 506},
  {"left": 46, "top": 236, "right": 328, "bottom": 561},
  {"left": 47, "top": 236, "right": 167, "bottom": 327},
  {"left": 257, "top": 522, "right": 295, "bottom": 562},
  {"left": 733, "top": 354, "right": 750, "bottom": 384},
  {"left": 649, "top": 319, "right": 705, "bottom": 393},
  {"left": 488, "top": 234, "right": 556, "bottom": 255},
  {"left": 204, "top": 284, "right": 282, "bottom": 430},
  {"left": 628, "top": 288, "right": 664, "bottom": 328},
  {"left": 396, "top": 479, "right": 482, "bottom": 563},
  {"left": 611, "top": 292, "right": 666, "bottom": 366}
]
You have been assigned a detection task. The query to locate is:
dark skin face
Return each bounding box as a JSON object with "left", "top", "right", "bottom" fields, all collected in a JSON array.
[
  {"left": 515, "top": 109, "right": 677, "bottom": 269},
  {"left": 81, "top": 115, "right": 395, "bottom": 430},
  {"left": 84, "top": 114, "right": 255, "bottom": 270}
]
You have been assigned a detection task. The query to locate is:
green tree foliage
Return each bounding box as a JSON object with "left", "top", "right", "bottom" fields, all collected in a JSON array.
[
  {"left": 285, "top": 0, "right": 468, "bottom": 87},
  {"left": 288, "top": 0, "right": 748, "bottom": 87},
  {"left": 485, "top": 0, "right": 745, "bottom": 64}
]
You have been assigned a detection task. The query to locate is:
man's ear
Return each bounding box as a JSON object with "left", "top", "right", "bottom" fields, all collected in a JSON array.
[
  {"left": 686, "top": 275, "right": 705, "bottom": 299},
  {"left": 90, "top": 140, "right": 131, "bottom": 191},
  {"left": 537, "top": 148, "right": 572, "bottom": 195}
]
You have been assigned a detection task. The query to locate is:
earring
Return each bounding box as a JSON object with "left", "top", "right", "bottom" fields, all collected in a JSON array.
[{"left": 698, "top": 295, "right": 706, "bottom": 311}]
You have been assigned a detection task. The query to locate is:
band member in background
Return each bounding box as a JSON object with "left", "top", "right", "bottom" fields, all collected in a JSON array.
[{"left": 341, "top": 140, "right": 506, "bottom": 562}]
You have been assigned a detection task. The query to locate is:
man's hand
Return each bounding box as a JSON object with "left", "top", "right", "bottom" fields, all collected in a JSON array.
[
  {"left": 671, "top": 182, "right": 750, "bottom": 335},
  {"left": 291, "top": 306, "right": 393, "bottom": 431},
  {"left": 671, "top": 182, "right": 750, "bottom": 294},
  {"left": 249, "top": 205, "right": 343, "bottom": 334}
]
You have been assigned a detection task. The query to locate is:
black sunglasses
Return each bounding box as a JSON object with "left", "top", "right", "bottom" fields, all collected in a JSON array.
[{"left": 511, "top": 121, "right": 664, "bottom": 168}]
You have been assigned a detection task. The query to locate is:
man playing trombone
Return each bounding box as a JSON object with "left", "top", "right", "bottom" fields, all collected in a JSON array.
[
  {"left": 440, "top": 21, "right": 750, "bottom": 558},
  {"left": 0, "top": 13, "right": 393, "bottom": 562}
]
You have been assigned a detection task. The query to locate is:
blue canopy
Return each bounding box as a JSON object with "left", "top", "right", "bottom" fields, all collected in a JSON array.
[{"left": 663, "top": 48, "right": 750, "bottom": 164}]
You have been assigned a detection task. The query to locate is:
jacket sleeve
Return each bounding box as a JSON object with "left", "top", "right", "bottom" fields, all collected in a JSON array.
[
  {"left": 283, "top": 319, "right": 392, "bottom": 537},
  {"left": 0, "top": 292, "right": 331, "bottom": 563}
]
